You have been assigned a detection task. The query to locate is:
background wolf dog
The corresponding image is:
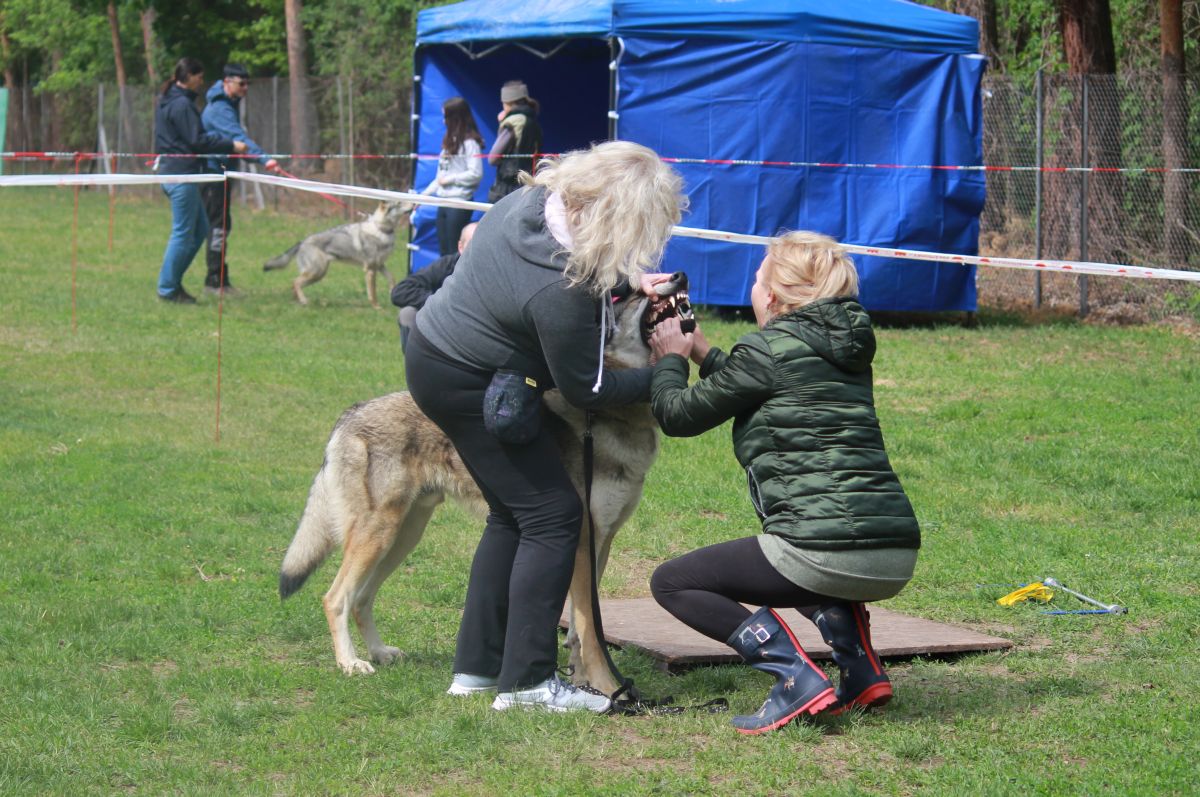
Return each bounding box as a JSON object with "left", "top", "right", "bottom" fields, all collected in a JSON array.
[
  {"left": 278, "top": 275, "right": 693, "bottom": 695},
  {"left": 263, "top": 201, "right": 413, "bottom": 307}
]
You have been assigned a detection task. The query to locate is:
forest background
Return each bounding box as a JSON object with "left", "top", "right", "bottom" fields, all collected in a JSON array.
[{"left": 1, "top": 1, "right": 1196, "bottom": 155}]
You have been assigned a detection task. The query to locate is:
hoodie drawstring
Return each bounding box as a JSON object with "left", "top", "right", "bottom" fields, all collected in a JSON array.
[{"left": 591, "top": 290, "right": 614, "bottom": 394}]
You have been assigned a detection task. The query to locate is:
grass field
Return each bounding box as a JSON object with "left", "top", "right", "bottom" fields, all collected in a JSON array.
[{"left": 1, "top": 188, "right": 1198, "bottom": 795}]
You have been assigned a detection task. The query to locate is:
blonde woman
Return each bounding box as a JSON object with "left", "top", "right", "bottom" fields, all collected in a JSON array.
[
  {"left": 406, "top": 141, "right": 685, "bottom": 713},
  {"left": 648, "top": 232, "right": 920, "bottom": 734}
]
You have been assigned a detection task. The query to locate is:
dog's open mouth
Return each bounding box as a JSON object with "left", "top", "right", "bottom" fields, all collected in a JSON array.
[{"left": 640, "top": 271, "right": 696, "bottom": 344}]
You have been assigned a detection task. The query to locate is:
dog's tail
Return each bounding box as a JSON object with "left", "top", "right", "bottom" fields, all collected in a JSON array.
[
  {"left": 279, "top": 436, "right": 352, "bottom": 599},
  {"left": 264, "top": 243, "right": 301, "bottom": 272}
]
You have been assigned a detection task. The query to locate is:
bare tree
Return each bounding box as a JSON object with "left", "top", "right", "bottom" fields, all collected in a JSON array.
[
  {"left": 106, "top": 2, "right": 127, "bottom": 88},
  {"left": 285, "top": 0, "right": 313, "bottom": 170},
  {"left": 1160, "top": 0, "right": 1192, "bottom": 261},
  {"left": 106, "top": 1, "right": 135, "bottom": 155},
  {"left": 140, "top": 6, "right": 158, "bottom": 86}
]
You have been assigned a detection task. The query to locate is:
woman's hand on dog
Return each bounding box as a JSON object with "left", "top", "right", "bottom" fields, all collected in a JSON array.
[{"left": 650, "top": 316, "right": 694, "bottom": 363}]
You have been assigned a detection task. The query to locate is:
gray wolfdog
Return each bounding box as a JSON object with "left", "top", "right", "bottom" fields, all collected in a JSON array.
[
  {"left": 263, "top": 201, "right": 413, "bottom": 307},
  {"left": 278, "top": 274, "right": 693, "bottom": 695}
]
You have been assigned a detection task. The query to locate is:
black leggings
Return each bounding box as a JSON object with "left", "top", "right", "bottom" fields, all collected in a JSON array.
[
  {"left": 405, "top": 327, "right": 580, "bottom": 691},
  {"left": 650, "top": 536, "right": 835, "bottom": 643},
  {"left": 201, "top": 178, "right": 233, "bottom": 285}
]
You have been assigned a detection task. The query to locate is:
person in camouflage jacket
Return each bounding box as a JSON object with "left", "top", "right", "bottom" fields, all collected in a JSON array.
[{"left": 647, "top": 231, "right": 919, "bottom": 734}]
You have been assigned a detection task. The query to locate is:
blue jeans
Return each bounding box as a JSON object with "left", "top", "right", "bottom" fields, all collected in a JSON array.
[{"left": 157, "top": 182, "right": 209, "bottom": 296}]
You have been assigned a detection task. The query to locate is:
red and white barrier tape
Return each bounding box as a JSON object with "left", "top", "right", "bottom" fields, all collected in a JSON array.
[
  {"left": 5, "top": 150, "right": 1200, "bottom": 175},
  {"left": 0, "top": 173, "right": 224, "bottom": 187},
  {"left": 4, "top": 169, "right": 1198, "bottom": 284}
]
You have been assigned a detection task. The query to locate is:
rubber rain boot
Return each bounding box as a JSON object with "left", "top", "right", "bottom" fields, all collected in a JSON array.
[
  {"left": 726, "top": 606, "right": 837, "bottom": 734},
  {"left": 812, "top": 602, "right": 892, "bottom": 714}
]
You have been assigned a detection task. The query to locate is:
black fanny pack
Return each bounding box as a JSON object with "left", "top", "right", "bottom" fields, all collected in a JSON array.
[{"left": 482, "top": 370, "right": 543, "bottom": 444}]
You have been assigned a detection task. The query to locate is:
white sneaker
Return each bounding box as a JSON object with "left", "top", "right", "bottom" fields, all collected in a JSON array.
[
  {"left": 447, "top": 673, "right": 499, "bottom": 696},
  {"left": 491, "top": 674, "right": 612, "bottom": 713}
]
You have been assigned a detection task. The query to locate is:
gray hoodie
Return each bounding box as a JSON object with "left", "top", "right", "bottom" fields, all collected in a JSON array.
[{"left": 414, "top": 186, "right": 652, "bottom": 408}]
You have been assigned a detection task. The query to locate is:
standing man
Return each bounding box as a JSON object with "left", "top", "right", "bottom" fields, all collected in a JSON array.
[{"left": 200, "top": 64, "right": 280, "bottom": 295}]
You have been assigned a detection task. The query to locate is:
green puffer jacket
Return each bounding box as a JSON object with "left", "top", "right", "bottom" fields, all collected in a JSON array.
[{"left": 651, "top": 296, "right": 919, "bottom": 552}]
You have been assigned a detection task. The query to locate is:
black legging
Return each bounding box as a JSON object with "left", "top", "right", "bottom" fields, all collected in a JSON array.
[
  {"left": 405, "top": 327, "right": 580, "bottom": 691},
  {"left": 201, "top": 178, "right": 234, "bottom": 287},
  {"left": 650, "top": 536, "right": 835, "bottom": 643}
]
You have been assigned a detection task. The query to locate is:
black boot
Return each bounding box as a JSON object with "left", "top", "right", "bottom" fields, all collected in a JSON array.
[
  {"left": 812, "top": 602, "right": 892, "bottom": 714},
  {"left": 205, "top": 227, "right": 231, "bottom": 290},
  {"left": 727, "top": 607, "right": 837, "bottom": 734}
]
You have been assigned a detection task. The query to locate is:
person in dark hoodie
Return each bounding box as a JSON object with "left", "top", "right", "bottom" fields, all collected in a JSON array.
[
  {"left": 486, "top": 80, "right": 542, "bottom": 203},
  {"left": 391, "top": 221, "right": 476, "bottom": 352},
  {"left": 647, "top": 231, "right": 920, "bottom": 735},
  {"left": 200, "top": 63, "right": 280, "bottom": 295},
  {"left": 154, "top": 57, "right": 246, "bottom": 303},
  {"left": 405, "top": 141, "right": 685, "bottom": 713}
]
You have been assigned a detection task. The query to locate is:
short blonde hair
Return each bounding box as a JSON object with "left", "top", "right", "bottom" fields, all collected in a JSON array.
[
  {"left": 764, "top": 231, "right": 859, "bottom": 313},
  {"left": 524, "top": 141, "right": 686, "bottom": 294}
]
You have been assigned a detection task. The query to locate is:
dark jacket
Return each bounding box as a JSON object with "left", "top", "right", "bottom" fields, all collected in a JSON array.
[
  {"left": 201, "top": 80, "right": 269, "bottom": 173},
  {"left": 651, "top": 297, "right": 920, "bottom": 552},
  {"left": 416, "top": 186, "right": 650, "bottom": 409},
  {"left": 154, "top": 84, "right": 235, "bottom": 175},
  {"left": 489, "top": 103, "right": 542, "bottom": 201},
  {"left": 391, "top": 253, "right": 459, "bottom": 310}
]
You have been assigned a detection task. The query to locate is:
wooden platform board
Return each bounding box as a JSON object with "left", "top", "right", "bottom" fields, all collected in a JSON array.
[{"left": 562, "top": 598, "right": 1011, "bottom": 669}]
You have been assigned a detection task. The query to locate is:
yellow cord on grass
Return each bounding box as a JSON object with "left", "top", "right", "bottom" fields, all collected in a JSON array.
[{"left": 997, "top": 582, "right": 1055, "bottom": 606}]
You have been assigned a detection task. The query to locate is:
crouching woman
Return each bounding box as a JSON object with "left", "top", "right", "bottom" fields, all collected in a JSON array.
[{"left": 647, "top": 231, "right": 920, "bottom": 734}]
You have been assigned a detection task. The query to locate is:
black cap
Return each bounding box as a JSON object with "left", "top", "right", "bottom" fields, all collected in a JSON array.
[{"left": 223, "top": 63, "right": 249, "bottom": 79}]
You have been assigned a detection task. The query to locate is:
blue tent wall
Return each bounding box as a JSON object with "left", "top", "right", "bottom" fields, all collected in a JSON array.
[
  {"left": 411, "top": 39, "right": 610, "bottom": 268},
  {"left": 413, "top": 0, "right": 985, "bottom": 311},
  {"left": 617, "top": 37, "right": 985, "bottom": 310}
]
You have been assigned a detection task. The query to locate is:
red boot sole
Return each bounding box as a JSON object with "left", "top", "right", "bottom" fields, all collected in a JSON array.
[
  {"left": 830, "top": 682, "right": 893, "bottom": 716},
  {"left": 735, "top": 687, "right": 838, "bottom": 735}
]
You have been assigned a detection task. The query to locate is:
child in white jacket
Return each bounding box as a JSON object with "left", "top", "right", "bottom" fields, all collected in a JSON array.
[{"left": 423, "top": 97, "right": 484, "bottom": 255}]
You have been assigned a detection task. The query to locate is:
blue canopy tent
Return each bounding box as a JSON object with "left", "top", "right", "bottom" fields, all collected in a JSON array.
[{"left": 412, "top": 0, "right": 985, "bottom": 311}]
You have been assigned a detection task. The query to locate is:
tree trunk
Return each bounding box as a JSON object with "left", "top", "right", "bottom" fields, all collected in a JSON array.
[
  {"left": 107, "top": 1, "right": 136, "bottom": 156},
  {"left": 107, "top": 2, "right": 127, "bottom": 89},
  {"left": 1160, "top": 0, "right": 1191, "bottom": 263},
  {"left": 140, "top": 7, "right": 158, "bottom": 86},
  {"left": 1055, "top": 0, "right": 1125, "bottom": 266},
  {"left": 284, "top": 0, "right": 313, "bottom": 171},
  {"left": 955, "top": 0, "right": 999, "bottom": 67},
  {"left": 1, "top": 23, "right": 19, "bottom": 151}
]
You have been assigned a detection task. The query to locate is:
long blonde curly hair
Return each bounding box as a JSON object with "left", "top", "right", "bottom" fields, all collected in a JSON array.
[
  {"left": 523, "top": 141, "right": 686, "bottom": 294},
  {"left": 763, "top": 231, "right": 859, "bottom": 314}
]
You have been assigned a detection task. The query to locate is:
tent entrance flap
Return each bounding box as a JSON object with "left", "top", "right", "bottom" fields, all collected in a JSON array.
[{"left": 411, "top": 38, "right": 611, "bottom": 271}]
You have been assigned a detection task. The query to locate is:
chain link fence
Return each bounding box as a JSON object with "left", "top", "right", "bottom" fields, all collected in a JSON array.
[
  {"left": 5, "top": 71, "right": 1199, "bottom": 320},
  {"left": 980, "top": 72, "right": 1200, "bottom": 322}
]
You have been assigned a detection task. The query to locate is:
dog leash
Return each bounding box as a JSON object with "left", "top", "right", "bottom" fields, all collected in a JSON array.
[{"left": 582, "top": 412, "right": 727, "bottom": 718}]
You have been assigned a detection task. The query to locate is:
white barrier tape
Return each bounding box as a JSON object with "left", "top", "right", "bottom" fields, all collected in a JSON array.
[
  {"left": 7, "top": 170, "right": 1199, "bottom": 284},
  {"left": 0, "top": 173, "right": 224, "bottom": 188},
  {"left": 671, "top": 225, "right": 1200, "bottom": 283},
  {"left": 226, "top": 170, "right": 493, "bottom": 212}
]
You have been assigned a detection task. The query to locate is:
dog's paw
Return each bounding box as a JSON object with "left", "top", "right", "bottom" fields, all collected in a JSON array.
[
  {"left": 339, "top": 658, "right": 377, "bottom": 676},
  {"left": 370, "top": 645, "right": 405, "bottom": 666}
]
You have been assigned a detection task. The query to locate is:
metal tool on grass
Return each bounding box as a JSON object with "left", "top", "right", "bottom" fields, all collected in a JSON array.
[{"left": 1041, "top": 577, "right": 1126, "bottom": 615}]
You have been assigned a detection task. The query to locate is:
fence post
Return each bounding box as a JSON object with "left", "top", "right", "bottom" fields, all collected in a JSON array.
[
  {"left": 1034, "top": 69, "right": 1044, "bottom": 309},
  {"left": 337, "top": 76, "right": 348, "bottom": 219},
  {"left": 272, "top": 75, "right": 280, "bottom": 211},
  {"left": 1078, "top": 74, "right": 1090, "bottom": 318},
  {"left": 348, "top": 72, "right": 356, "bottom": 216}
]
